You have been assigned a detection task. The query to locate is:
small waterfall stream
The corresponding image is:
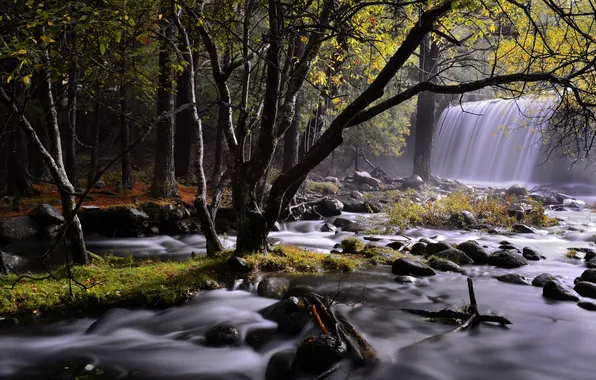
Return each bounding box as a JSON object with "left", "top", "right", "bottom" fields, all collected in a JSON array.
[{"left": 431, "top": 97, "right": 555, "bottom": 183}]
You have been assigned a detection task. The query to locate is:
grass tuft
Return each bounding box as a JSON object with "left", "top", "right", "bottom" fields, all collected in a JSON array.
[{"left": 305, "top": 180, "right": 339, "bottom": 195}]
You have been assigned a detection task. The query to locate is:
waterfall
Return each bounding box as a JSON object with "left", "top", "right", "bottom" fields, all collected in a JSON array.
[{"left": 431, "top": 97, "right": 555, "bottom": 184}]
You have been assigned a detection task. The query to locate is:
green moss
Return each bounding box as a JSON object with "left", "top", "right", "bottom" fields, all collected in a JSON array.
[
  {"left": 305, "top": 180, "right": 339, "bottom": 195},
  {"left": 340, "top": 237, "right": 365, "bottom": 254},
  {"left": 387, "top": 191, "right": 558, "bottom": 229}
]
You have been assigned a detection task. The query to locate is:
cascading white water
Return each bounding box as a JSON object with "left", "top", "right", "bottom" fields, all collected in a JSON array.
[{"left": 431, "top": 97, "right": 555, "bottom": 183}]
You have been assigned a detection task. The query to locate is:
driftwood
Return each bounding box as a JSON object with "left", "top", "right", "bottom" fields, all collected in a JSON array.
[{"left": 402, "top": 278, "right": 512, "bottom": 329}]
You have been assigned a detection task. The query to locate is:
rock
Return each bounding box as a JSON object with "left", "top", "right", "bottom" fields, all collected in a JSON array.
[
  {"left": 28, "top": 204, "right": 64, "bottom": 226},
  {"left": 302, "top": 208, "right": 323, "bottom": 221},
  {"left": 532, "top": 273, "right": 559, "bottom": 287},
  {"left": 315, "top": 198, "right": 344, "bottom": 217},
  {"left": 394, "top": 275, "right": 417, "bottom": 284},
  {"left": 79, "top": 206, "right": 153, "bottom": 237},
  {"left": 350, "top": 191, "right": 363, "bottom": 200},
  {"left": 319, "top": 223, "right": 337, "bottom": 233},
  {"left": 488, "top": 250, "right": 528, "bottom": 268},
  {"left": 0, "top": 216, "right": 40, "bottom": 243},
  {"left": 260, "top": 298, "right": 311, "bottom": 335},
  {"left": 332, "top": 217, "right": 353, "bottom": 228},
  {"left": 343, "top": 223, "right": 367, "bottom": 233},
  {"left": 391, "top": 257, "right": 436, "bottom": 276},
  {"left": 499, "top": 244, "right": 519, "bottom": 251},
  {"left": 507, "top": 205, "right": 525, "bottom": 220},
  {"left": 265, "top": 350, "right": 295, "bottom": 380},
  {"left": 587, "top": 258, "right": 596, "bottom": 269},
  {"left": 205, "top": 324, "right": 240, "bottom": 347},
  {"left": 581, "top": 248, "right": 596, "bottom": 261},
  {"left": 402, "top": 175, "right": 424, "bottom": 189},
  {"left": 563, "top": 198, "right": 585, "bottom": 209},
  {"left": 258, "top": 278, "right": 290, "bottom": 299},
  {"left": 427, "top": 257, "right": 462, "bottom": 273},
  {"left": 342, "top": 200, "right": 382, "bottom": 213},
  {"left": 410, "top": 242, "right": 427, "bottom": 256},
  {"left": 228, "top": 256, "right": 251, "bottom": 273},
  {"left": 522, "top": 247, "right": 543, "bottom": 261},
  {"left": 363, "top": 201, "right": 383, "bottom": 213},
  {"left": 284, "top": 284, "right": 315, "bottom": 298},
  {"left": 323, "top": 176, "right": 340, "bottom": 186},
  {"left": 353, "top": 171, "right": 381, "bottom": 189},
  {"left": 496, "top": 273, "right": 531, "bottom": 285},
  {"left": 457, "top": 241, "right": 489, "bottom": 265},
  {"left": 449, "top": 211, "right": 477, "bottom": 228},
  {"left": 512, "top": 224, "right": 535, "bottom": 234},
  {"left": 426, "top": 241, "right": 452, "bottom": 255},
  {"left": 575, "top": 282, "right": 596, "bottom": 299},
  {"left": 543, "top": 280, "right": 579, "bottom": 301},
  {"left": 293, "top": 334, "right": 347, "bottom": 374},
  {"left": 433, "top": 248, "right": 474, "bottom": 265},
  {"left": 578, "top": 301, "right": 596, "bottom": 311},
  {"left": 507, "top": 184, "right": 528, "bottom": 196},
  {"left": 386, "top": 241, "right": 405, "bottom": 251},
  {"left": 39, "top": 224, "right": 62, "bottom": 240},
  {"left": 246, "top": 328, "right": 278, "bottom": 351},
  {"left": 580, "top": 269, "right": 596, "bottom": 284}
]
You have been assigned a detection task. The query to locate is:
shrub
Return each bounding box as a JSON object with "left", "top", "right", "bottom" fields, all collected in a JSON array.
[
  {"left": 340, "top": 237, "right": 365, "bottom": 254},
  {"left": 305, "top": 180, "right": 339, "bottom": 195}
]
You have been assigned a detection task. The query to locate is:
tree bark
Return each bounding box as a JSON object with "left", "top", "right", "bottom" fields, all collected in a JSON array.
[
  {"left": 282, "top": 91, "right": 301, "bottom": 173},
  {"left": 120, "top": 41, "right": 132, "bottom": 191},
  {"left": 413, "top": 35, "right": 439, "bottom": 181},
  {"left": 152, "top": 9, "right": 179, "bottom": 198},
  {"left": 175, "top": 62, "right": 194, "bottom": 179},
  {"left": 65, "top": 56, "right": 79, "bottom": 187},
  {"left": 88, "top": 97, "right": 100, "bottom": 186}
]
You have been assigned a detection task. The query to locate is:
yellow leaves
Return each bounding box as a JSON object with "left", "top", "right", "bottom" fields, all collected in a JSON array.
[
  {"left": 23, "top": 74, "right": 32, "bottom": 86},
  {"left": 10, "top": 49, "right": 27, "bottom": 56},
  {"left": 40, "top": 36, "right": 55, "bottom": 44},
  {"left": 158, "top": 13, "right": 163, "bottom": 20},
  {"left": 7, "top": 75, "right": 12, "bottom": 84}
]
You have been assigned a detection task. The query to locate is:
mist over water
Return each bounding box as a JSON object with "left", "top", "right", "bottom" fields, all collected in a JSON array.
[{"left": 431, "top": 97, "right": 555, "bottom": 184}]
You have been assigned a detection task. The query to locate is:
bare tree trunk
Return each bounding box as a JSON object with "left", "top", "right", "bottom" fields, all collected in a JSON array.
[
  {"left": 175, "top": 63, "right": 194, "bottom": 179},
  {"left": 152, "top": 10, "right": 179, "bottom": 198},
  {"left": 282, "top": 91, "right": 301, "bottom": 173},
  {"left": 413, "top": 35, "right": 439, "bottom": 181},
  {"left": 65, "top": 57, "right": 79, "bottom": 187}
]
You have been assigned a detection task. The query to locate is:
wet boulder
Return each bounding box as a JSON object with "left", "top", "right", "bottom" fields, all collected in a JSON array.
[
  {"left": 343, "top": 223, "right": 367, "bottom": 233},
  {"left": 532, "top": 273, "right": 559, "bottom": 287},
  {"left": 507, "top": 184, "right": 528, "bottom": 196},
  {"left": 574, "top": 282, "right": 596, "bottom": 299},
  {"left": 580, "top": 269, "right": 596, "bottom": 284},
  {"left": 293, "top": 334, "right": 347, "bottom": 375},
  {"left": 353, "top": 171, "right": 381, "bottom": 189},
  {"left": 350, "top": 191, "right": 363, "bottom": 200},
  {"left": 543, "top": 280, "right": 579, "bottom": 301},
  {"left": 0, "top": 216, "right": 40, "bottom": 243},
  {"left": 512, "top": 224, "right": 535, "bottom": 234},
  {"left": 315, "top": 198, "right": 344, "bottom": 217},
  {"left": 386, "top": 241, "right": 405, "bottom": 251},
  {"left": 496, "top": 273, "right": 531, "bottom": 286},
  {"left": 205, "top": 324, "right": 240, "bottom": 347},
  {"left": 260, "top": 297, "right": 310, "bottom": 335},
  {"left": 432, "top": 248, "right": 474, "bottom": 265},
  {"left": 449, "top": 211, "right": 477, "bottom": 228},
  {"left": 587, "top": 258, "right": 596, "bottom": 269},
  {"left": 258, "top": 278, "right": 290, "bottom": 300},
  {"left": 457, "top": 241, "right": 489, "bottom": 264},
  {"left": 284, "top": 284, "right": 315, "bottom": 298},
  {"left": 265, "top": 350, "right": 295, "bottom": 380},
  {"left": 320, "top": 223, "right": 337, "bottom": 233},
  {"left": 394, "top": 275, "right": 417, "bottom": 284},
  {"left": 410, "top": 242, "right": 427, "bottom": 256},
  {"left": 522, "top": 247, "right": 544, "bottom": 261},
  {"left": 402, "top": 175, "right": 424, "bottom": 190},
  {"left": 246, "top": 328, "right": 278, "bottom": 351},
  {"left": 578, "top": 301, "right": 596, "bottom": 311},
  {"left": 425, "top": 241, "right": 452, "bottom": 256},
  {"left": 323, "top": 177, "right": 340, "bottom": 186},
  {"left": 342, "top": 200, "right": 382, "bottom": 214},
  {"left": 332, "top": 217, "right": 353, "bottom": 228},
  {"left": 391, "top": 257, "right": 436, "bottom": 276},
  {"left": 79, "top": 206, "right": 151, "bottom": 237},
  {"left": 28, "top": 204, "right": 64, "bottom": 226},
  {"left": 488, "top": 250, "right": 528, "bottom": 269},
  {"left": 427, "top": 257, "right": 462, "bottom": 273}
]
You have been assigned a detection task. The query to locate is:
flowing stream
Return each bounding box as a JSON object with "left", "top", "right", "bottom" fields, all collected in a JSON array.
[{"left": 2, "top": 210, "right": 596, "bottom": 379}]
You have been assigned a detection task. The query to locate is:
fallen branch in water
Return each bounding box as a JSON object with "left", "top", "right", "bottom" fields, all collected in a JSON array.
[{"left": 402, "top": 278, "right": 511, "bottom": 328}]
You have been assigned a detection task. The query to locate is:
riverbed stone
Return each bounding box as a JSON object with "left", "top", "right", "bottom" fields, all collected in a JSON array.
[
  {"left": 449, "top": 211, "right": 477, "bottom": 228},
  {"left": 574, "top": 282, "right": 596, "bottom": 299},
  {"left": 457, "top": 240, "right": 489, "bottom": 264},
  {"left": 332, "top": 217, "right": 353, "bottom": 228},
  {"left": 28, "top": 204, "right": 64, "bottom": 226},
  {"left": 433, "top": 248, "right": 474, "bottom": 265},
  {"left": 316, "top": 198, "right": 344, "bottom": 217},
  {"left": 320, "top": 223, "right": 337, "bottom": 233},
  {"left": 543, "top": 280, "right": 579, "bottom": 301},
  {"left": 578, "top": 301, "right": 596, "bottom": 311},
  {"left": 284, "top": 284, "right": 315, "bottom": 298},
  {"left": 386, "top": 241, "right": 405, "bottom": 251},
  {"left": 265, "top": 350, "right": 295, "bottom": 380},
  {"left": 427, "top": 257, "right": 462, "bottom": 273},
  {"left": 205, "top": 324, "right": 240, "bottom": 347},
  {"left": 586, "top": 258, "right": 596, "bottom": 269},
  {"left": 0, "top": 216, "right": 40, "bottom": 243},
  {"left": 507, "top": 184, "right": 528, "bottom": 196},
  {"left": 425, "top": 241, "right": 452, "bottom": 256},
  {"left": 488, "top": 250, "right": 528, "bottom": 268},
  {"left": 410, "top": 242, "right": 427, "bottom": 256},
  {"left": 522, "top": 247, "right": 544, "bottom": 261},
  {"left": 402, "top": 175, "right": 424, "bottom": 189},
  {"left": 350, "top": 191, "right": 363, "bottom": 200},
  {"left": 343, "top": 223, "right": 367, "bottom": 233},
  {"left": 394, "top": 275, "right": 417, "bottom": 284},
  {"left": 392, "top": 257, "right": 436, "bottom": 276},
  {"left": 258, "top": 278, "right": 290, "bottom": 299},
  {"left": 512, "top": 224, "right": 535, "bottom": 234},
  {"left": 228, "top": 256, "right": 251, "bottom": 273},
  {"left": 532, "top": 273, "right": 558, "bottom": 287},
  {"left": 246, "top": 328, "right": 278, "bottom": 351},
  {"left": 580, "top": 269, "right": 596, "bottom": 284},
  {"left": 293, "top": 334, "right": 347, "bottom": 374},
  {"left": 353, "top": 171, "right": 381, "bottom": 189},
  {"left": 496, "top": 273, "right": 531, "bottom": 285}
]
